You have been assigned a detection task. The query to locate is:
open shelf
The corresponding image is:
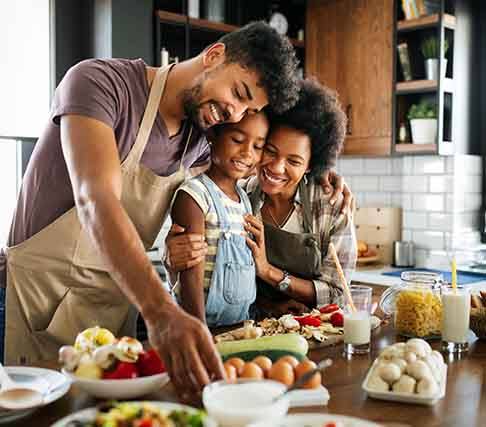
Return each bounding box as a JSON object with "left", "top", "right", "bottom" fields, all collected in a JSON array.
[
  {"left": 395, "top": 143, "right": 437, "bottom": 153},
  {"left": 396, "top": 78, "right": 454, "bottom": 94},
  {"left": 156, "top": 10, "right": 304, "bottom": 48},
  {"left": 397, "top": 13, "right": 456, "bottom": 32}
]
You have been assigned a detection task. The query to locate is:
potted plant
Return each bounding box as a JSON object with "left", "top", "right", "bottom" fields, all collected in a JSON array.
[
  {"left": 421, "top": 36, "right": 449, "bottom": 80},
  {"left": 407, "top": 102, "right": 437, "bottom": 144}
]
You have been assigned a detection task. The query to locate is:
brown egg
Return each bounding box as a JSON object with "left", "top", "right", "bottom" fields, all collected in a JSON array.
[
  {"left": 224, "top": 363, "right": 237, "bottom": 382},
  {"left": 277, "top": 355, "right": 299, "bottom": 368},
  {"left": 225, "top": 357, "right": 245, "bottom": 375},
  {"left": 252, "top": 356, "right": 273, "bottom": 376},
  {"left": 240, "top": 362, "right": 264, "bottom": 380},
  {"left": 294, "top": 359, "right": 321, "bottom": 389},
  {"left": 268, "top": 361, "right": 295, "bottom": 386}
]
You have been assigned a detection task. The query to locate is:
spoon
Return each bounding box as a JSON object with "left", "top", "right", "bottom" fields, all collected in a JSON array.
[
  {"left": 273, "top": 358, "right": 333, "bottom": 402},
  {"left": 0, "top": 363, "right": 45, "bottom": 410}
]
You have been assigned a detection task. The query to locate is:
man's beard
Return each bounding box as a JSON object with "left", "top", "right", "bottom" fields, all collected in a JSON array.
[{"left": 181, "top": 81, "right": 205, "bottom": 130}]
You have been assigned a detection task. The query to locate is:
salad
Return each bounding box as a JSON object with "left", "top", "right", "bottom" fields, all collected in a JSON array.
[{"left": 66, "top": 401, "right": 206, "bottom": 427}]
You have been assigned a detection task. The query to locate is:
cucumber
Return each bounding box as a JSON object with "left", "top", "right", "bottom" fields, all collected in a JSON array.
[
  {"left": 222, "top": 350, "right": 305, "bottom": 363},
  {"left": 216, "top": 333, "right": 308, "bottom": 359}
]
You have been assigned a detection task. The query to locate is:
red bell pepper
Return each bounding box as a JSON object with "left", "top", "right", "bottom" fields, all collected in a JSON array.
[
  {"left": 102, "top": 361, "right": 139, "bottom": 379},
  {"left": 135, "top": 419, "right": 153, "bottom": 427},
  {"left": 330, "top": 312, "right": 344, "bottom": 327},
  {"left": 319, "top": 303, "right": 340, "bottom": 314},
  {"left": 294, "top": 315, "right": 322, "bottom": 327}
]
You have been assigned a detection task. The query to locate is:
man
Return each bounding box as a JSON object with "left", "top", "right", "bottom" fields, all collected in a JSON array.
[{"left": 0, "top": 21, "right": 300, "bottom": 399}]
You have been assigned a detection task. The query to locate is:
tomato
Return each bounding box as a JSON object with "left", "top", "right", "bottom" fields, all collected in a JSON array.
[
  {"left": 330, "top": 312, "right": 344, "bottom": 327},
  {"left": 137, "top": 349, "right": 166, "bottom": 377},
  {"left": 319, "top": 304, "right": 340, "bottom": 314},
  {"left": 294, "top": 315, "right": 322, "bottom": 327},
  {"left": 323, "top": 423, "right": 337, "bottom": 427},
  {"left": 103, "top": 361, "right": 139, "bottom": 379},
  {"left": 135, "top": 418, "right": 153, "bottom": 427}
]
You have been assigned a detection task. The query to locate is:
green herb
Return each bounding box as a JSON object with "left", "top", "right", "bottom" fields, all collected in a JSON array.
[
  {"left": 407, "top": 101, "right": 437, "bottom": 120},
  {"left": 420, "top": 36, "right": 449, "bottom": 59},
  {"left": 169, "top": 409, "right": 206, "bottom": 427}
]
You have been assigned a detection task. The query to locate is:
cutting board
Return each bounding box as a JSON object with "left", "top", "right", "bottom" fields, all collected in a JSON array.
[{"left": 307, "top": 333, "right": 344, "bottom": 349}]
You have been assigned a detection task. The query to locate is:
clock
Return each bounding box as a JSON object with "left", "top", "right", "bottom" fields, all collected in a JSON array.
[{"left": 268, "top": 11, "right": 288, "bottom": 36}]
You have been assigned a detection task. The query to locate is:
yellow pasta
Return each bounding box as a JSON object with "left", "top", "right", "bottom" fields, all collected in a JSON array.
[{"left": 395, "top": 289, "right": 442, "bottom": 337}]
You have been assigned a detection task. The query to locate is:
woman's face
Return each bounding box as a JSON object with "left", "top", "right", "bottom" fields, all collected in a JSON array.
[{"left": 258, "top": 125, "right": 311, "bottom": 197}]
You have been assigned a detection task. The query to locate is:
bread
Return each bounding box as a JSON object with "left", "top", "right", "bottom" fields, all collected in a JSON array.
[{"left": 357, "top": 240, "right": 368, "bottom": 256}]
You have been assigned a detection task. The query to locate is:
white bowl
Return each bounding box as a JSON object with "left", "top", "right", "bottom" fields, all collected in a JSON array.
[
  {"left": 203, "top": 379, "right": 289, "bottom": 427},
  {"left": 62, "top": 369, "right": 170, "bottom": 399}
]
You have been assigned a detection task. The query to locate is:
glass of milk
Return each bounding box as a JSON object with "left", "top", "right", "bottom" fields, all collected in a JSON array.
[
  {"left": 441, "top": 285, "right": 470, "bottom": 353},
  {"left": 344, "top": 285, "right": 372, "bottom": 354}
]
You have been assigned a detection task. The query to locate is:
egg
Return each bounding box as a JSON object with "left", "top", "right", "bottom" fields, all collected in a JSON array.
[
  {"left": 268, "top": 361, "right": 295, "bottom": 386},
  {"left": 240, "top": 362, "right": 264, "bottom": 380},
  {"left": 252, "top": 356, "right": 272, "bottom": 375},
  {"left": 224, "top": 363, "right": 237, "bottom": 382},
  {"left": 277, "top": 355, "right": 299, "bottom": 368},
  {"left": 294, "top": 359, "right": 321, "bottom": 389},
  {"left": 225, "top": 357, "right": 245, "bottom": 375}
]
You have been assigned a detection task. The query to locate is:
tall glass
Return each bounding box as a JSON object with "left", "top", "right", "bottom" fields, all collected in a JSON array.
[
  {"left": 344, "top": 285, "right": 372, "bottom": 354},
  {"left": 441, "top": 286, "right": 470, "bottom": 353}
]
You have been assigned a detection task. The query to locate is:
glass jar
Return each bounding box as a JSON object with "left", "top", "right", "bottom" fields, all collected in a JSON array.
[{"left": 379, "top": 271, "right": 443, "bottom": 339}]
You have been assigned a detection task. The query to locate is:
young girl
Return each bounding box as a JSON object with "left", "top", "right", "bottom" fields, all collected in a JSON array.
[{"left": 170, "top": 111, "right": 269, "bottom": 327}]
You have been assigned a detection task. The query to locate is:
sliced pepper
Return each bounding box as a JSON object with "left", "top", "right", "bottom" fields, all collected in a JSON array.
[
  {"left": 294, "top": 315, "right": 322, "bottom": 327},
  {"left": 318, "top": 304, "right": 340, "bottom": 314}
]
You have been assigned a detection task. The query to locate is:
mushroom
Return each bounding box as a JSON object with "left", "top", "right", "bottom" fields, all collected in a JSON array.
[
  {"left": 92, "top": 344, "right": 118, "bottom": 369},
  {"left": 115, "top": 336, "right": 144, "bottom": 362},
  {"left": 422, "top": 354, "right": 442, "bottom": 383},
  {"left": 379, "top": 345, "right": 404, "bottom": 361},
  {"left": 378, "top": 362, "right": 402, "bottom": 384},
  {"left": 58, "top": 345, "right": 80, "bottom": 372},
  {"left": 392, "top": 374, "right": 416, "bottom": 393},
  {"left": 406, "top": 360, "right": 432, "bottom": 381},
  {"left": 367, "top": 372, "right": 389, "bottom": 392},
  {"left": 407, "top": 338, "right": 432, "bottom": 353},
  {"left": 390, "top": 357, "right": 408, "bottom": 374},
  {"left": 405, "top": 341, "right": 428, "bottom": 359},
  {"left": 417, "top": 376, "right": 439, "bottom": 397},
  {"left": 404, "top": 351, "right": 417, "bottom": 364}
]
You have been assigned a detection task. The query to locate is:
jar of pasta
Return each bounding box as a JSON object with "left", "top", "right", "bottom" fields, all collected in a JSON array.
[{"left": 379, "top": 271, "right": 443, "bottom": 339}]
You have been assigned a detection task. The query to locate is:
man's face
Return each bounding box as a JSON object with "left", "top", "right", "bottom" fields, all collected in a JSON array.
[{"left": 183, "top": 61, "right": 269, "bottom": 131}]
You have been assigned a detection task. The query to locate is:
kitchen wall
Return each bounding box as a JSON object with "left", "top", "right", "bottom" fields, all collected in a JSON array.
[{"left": 337, "top": 155, "right": 483, "bottom": 268}]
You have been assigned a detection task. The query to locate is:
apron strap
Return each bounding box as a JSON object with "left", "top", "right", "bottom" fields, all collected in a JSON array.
[
  {"left": 178, "top": 125, "right": 193, "bottom": 171},
  {"left": 200, "top": 174, "right": 232, "bottom": 231},
  {"left": 298, "top": 180, "right": 314, "bottom": 234}
]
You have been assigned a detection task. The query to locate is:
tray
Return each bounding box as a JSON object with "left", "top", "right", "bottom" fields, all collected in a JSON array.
[{"left": 362, "top": 358, "right": 447, "bottom": 406}]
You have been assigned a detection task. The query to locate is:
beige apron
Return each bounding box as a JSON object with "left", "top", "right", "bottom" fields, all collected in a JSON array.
[{"left": 4, "top": 65, "right": 192, "bottom": 364}]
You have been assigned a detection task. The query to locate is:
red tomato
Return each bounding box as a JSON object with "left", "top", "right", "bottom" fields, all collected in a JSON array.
[
  {"left": 135, "top": 418, "right": 153, "bottom": 427},
  {"left": 330, "top": 312, "right": 344, "bottom": 327},
  {"left": 103, "top": 361, "right": 139, "bottom": 379},
  {"left": 137, "top": 349, "right": 166, "bottom": 377}
]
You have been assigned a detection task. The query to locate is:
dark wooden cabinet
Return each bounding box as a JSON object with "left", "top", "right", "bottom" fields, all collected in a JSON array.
[{"left": 306, "top": 0, "right": 394, "bottom": 156}]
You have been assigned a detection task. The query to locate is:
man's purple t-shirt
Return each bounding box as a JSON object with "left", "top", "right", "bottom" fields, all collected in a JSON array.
[{"left": 0, "top": 58, "right": 210, "bottom": 287}]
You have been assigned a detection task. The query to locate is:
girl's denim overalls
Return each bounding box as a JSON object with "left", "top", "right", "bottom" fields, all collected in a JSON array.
[{"left": 200, "top": 174, "right": 256, "bottom": 327}]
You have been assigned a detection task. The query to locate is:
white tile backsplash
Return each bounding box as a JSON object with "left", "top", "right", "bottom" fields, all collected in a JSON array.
[
  {"left": 413, "top": 230, "right": 445, "bottom": 250},
  {"left": 351, "top": 176, "right": 380, "bottom": 192},
  {"left": 337, "top": 158, "right": 364, "bottom": 176},
  {"left": 429, "top": 175, "right": 453, "bottom": 193},
  {"left": 413, "top": 156, "right": 446, "bottom": 174},
  {"left": 412, "top": 194, "right": 445, "bottom": 211},
  {"left": 363, "top": 158, "right": 392, "bottom": 175},
  {"left": 381, "top": 176, "right": 401, "bottom": 192},
  {"left": 403, "top": 211, "right": 428, "bottom": 229},
  {"left": 402, "top": 175, "right": 428, "bottom": 193}
]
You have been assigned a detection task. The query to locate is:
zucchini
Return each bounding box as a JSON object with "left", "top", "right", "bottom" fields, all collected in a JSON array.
[
  {"left": 222, "top": 350, "right": 305, "bottom": 363},
  {"left": 216, "top": 333, "right": 308, "bottom": 359}
]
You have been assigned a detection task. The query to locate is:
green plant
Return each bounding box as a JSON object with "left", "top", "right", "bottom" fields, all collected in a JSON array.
[
  {"left": 420, "top": 36, "right": 449, "bottom": 59},
  {"left": 407, "top": 101, "right": 437, "bottom": 120}
]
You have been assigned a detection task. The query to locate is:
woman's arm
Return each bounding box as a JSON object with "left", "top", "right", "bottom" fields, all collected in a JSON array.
[
  {"left": 171, "top": 191, "right": 207, "bottom": 323},
  {"left": 244, "top": 214, "right": 317, "bottom": 307}
]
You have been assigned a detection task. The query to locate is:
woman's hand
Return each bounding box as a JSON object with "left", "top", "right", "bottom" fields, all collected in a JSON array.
[
  {"left": 320, "top": 169, "right": 355, "bottom": 216},
  {"left": 244, "top": 214, "right": 271, "bottom": 277}
]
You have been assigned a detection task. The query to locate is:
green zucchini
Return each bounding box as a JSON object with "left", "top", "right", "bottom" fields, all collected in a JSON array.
[
  {"left": 216, "top": 333, "right": 308, "bottom": 359},
  {"left": 222, "top": 349, "right": 305, "bottom": 363}
]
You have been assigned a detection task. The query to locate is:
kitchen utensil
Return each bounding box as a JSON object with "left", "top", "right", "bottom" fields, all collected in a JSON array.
[
  {"left": 0, "top": 363, "right": 46, "bottom": 410},
  {"left": 392, "top": 241, "right": 415, "bottom": 267}
]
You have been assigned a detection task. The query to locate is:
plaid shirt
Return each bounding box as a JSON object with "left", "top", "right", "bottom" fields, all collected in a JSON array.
[{"left": 245, "top": 177, "right": 357, "bottom": 306}]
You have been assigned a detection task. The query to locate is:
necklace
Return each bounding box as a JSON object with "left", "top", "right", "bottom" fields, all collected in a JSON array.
[{"left": 264, "top": 202, "right": 295, "bottom": 228}]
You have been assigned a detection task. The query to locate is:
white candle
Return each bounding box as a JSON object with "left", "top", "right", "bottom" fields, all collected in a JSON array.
[
  {"left": 442, "top": 291, "right": 470, "bottom": 343},
  {"left": 344, "top": 311, "right": 371, "bottom": 345}
]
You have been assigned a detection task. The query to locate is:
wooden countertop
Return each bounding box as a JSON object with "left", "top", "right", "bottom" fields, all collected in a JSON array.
[{"left": 13, "top": 321, "right": 486, "bottom": 427}]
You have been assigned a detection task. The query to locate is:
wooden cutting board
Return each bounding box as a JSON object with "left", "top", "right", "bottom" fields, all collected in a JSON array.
[{"left": 307, "top": 333, "right": 344, "bottom": 349}]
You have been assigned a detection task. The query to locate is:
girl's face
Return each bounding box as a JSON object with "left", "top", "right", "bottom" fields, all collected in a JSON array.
[
  {"left": 210, "top": 112, "right": 269, "bottom": 180},
  {"left": 258, "top": 125, "right": 312, "bottom": 197}
]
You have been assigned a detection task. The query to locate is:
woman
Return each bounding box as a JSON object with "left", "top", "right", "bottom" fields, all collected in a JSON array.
[
  {"left": 166, "top": 78, "right": 357, "bottom": 318},
  {"left": 243, "top": 78, "right": 357, "bottom": 317}
]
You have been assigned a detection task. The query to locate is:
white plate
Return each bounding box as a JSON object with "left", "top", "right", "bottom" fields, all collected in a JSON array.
[
  {"left": 248, "top": 413, "right": 382, "bottom": 427},
  {"left": 362, "top": 358, "right": 447, "bottom": 406},
  {"left": 51, "top": 401, "right": 217, "bottom": 427},
  {"left": 62, "top": 369, "right": 170, "bottom": 399},
  {"left": 0, "top": 366, "right": 71, "bottom": 424}
]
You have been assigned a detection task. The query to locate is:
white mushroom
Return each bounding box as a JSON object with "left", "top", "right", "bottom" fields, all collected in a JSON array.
[
  {"left": 417, "top": 376, "right": 439, "bottom": 397},
  {"left": 378, "top": 362, "right": 402, "bottom": 384},
  {"left": 379, "top": 345, "right": 403, "bottom": 361},
  {"left": 58, "top": 345, "right": 80, "bottom": 372},
  {"left": 392, "top": 374, "right": 416, "bottom": 393},
  {"left": 405, "top": 341, "right": 428, "bottom": 359},
  {"left": 431, "top": 350, "right": 445, "bottom": 365},
  {"left": 406, "top": 360, "right": 433, "bottom": 381},
  {"left": 407, "top": 338, "right": 432, "bottom": 353},
  {"left": 367, "top": 372, "right": 389, "bottom": 392},
  {"left": 390, "top": 357, "right": 408, "bottom": 374},
  {"left": 92, "top": 344, "right": 118, "bottom": 369},
  {"left": 115, "top": 336, "right": 144, "bottom": 362},
  {"left": 404, "top": 351, "right": 417, "bottom": 364},
  {"left": 279, "top": 315, "right": 300, "bottom": 331},
  {"left": 422, "top": 355, "right": 443, "bottom": 383}
]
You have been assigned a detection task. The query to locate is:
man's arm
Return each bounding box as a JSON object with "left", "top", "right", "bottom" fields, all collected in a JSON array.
[
  {"left": 171, "top": 191, "right": 207, "bottom": 323},
  {"left": 60, "top": 114, "right": 224, "bottom": 400}
]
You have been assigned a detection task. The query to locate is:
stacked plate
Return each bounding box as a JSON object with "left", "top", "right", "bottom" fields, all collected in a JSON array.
[{"left": 0, "top": 367, "right": 71, "bottom": 424}]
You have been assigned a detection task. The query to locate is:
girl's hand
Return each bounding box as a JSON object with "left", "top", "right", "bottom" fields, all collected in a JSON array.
[{"left": 244, "top": 214, "right": 270, "bottom": 277}]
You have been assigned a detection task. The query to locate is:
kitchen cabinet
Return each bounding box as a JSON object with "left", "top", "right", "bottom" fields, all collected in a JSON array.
[{"left": 306, "top": 0, "right": 394, "bottom": 156}]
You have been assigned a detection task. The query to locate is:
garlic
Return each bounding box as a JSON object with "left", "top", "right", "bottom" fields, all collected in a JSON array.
[
  {"left": 392, "top": 374, "right": 416, "bottom": 393},
  {"left": 279, "top": 315, "right": 300, "bottom": 330},
  {"left": 58, "top": 345, "right": 80, "bottom": 371}
]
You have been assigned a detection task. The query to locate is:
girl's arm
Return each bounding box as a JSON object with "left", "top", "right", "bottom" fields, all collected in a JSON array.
[{"left": 171, "top": 191, "right": 207, "bottom": 323}]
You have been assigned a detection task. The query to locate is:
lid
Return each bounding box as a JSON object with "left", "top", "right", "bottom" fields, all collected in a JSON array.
[{"left": 379, "top": 271, "right": 444, "bottom": 316}]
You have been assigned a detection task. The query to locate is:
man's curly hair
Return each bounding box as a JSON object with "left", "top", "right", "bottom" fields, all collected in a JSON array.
[
  {"left": 269, "top": 78, "right": 347, "bottom": 179},
  {"left": 218, "top": 21, "right": 299, "bottom": 114}
]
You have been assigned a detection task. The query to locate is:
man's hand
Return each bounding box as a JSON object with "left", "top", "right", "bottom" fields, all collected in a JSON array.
[
  {"left": 165, "top": 224, "right": 207, "bottom": 272},
  {"left": 320, "top": 169, "right": 355, "bottom": 216},
  {"left": 145, "top": 302, "right": 225, "bottom": 403}
]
